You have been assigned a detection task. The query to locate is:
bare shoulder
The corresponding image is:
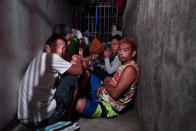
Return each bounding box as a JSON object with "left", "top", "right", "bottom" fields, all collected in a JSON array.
[
  {"left": 123, "top": 65, "right": 137, "bottom": 75},
  {"left": 118, "top": 65, "right": 137, "bottom": 87}
]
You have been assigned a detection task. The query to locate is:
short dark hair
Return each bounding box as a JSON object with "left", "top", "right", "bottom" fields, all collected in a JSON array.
[
  {"left": 79, "top": 42, "right": 89, "bottom": 57},
  {"left": 44, "top": 34, "right": 67, "bottom": 51},
  {"left": 110, "top": 34, "right": 122, "bottom": 41}
]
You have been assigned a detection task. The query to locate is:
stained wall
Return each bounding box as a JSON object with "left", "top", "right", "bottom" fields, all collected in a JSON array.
[
  {"left": 123, "top": 0, "right": 196, "bottom": 131},
  {"left": 0, "top": 0, "right": 72, "bottom": 129}
]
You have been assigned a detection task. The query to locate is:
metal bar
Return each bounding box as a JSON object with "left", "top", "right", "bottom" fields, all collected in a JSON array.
[
  {"left": 88, "top": 12, "right": 89, "bottom": 31},
  {"left": 92, "top": 13, "right": 93, "bottom": 34},
  {"left": 76, "top": 8, "right": 77, "bottom": 28},
  {"left": 87, "top": 34, "right": 96, "bottom": 37},
  {"left": 95, "top": 6, "right": 98, "bottom": 35},
  {"left": 97, "top": 6, "right": 115, "bottom": 7},
  {"left": 80, "top": 7, "right": 81, "bottom": 30},
  {"left": 99, "top": 6, "right": 101, "bottom": 40},
  {"left": 108, "top": 6, "right": 109, "bottom": 42},
  {"left": 104, "top": 6, "right": 105, "bottom": 41},
  {"left": 112, "top": 6, "right": 114, "bottom": 36},
  {"left": 116, "top": 7, "right": 118, "bottom": 27}
]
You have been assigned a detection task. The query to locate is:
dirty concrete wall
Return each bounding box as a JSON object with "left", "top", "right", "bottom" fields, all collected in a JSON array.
[
  {"left": 0, "top": 0, "right": 72, "bottom": 129},
  {"left": 123, "top": 0, "right": 196, "bottom": 131}
]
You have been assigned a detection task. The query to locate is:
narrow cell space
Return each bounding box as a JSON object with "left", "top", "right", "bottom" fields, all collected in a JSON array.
[{"left": 0, "top": 0, "right": 195, "bottom": 131}]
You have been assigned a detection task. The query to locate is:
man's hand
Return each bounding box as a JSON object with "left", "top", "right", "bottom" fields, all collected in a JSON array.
[
  {"left": 71, "top": 55, "right": 83, "bottom": 65},
  {"left": 96, "top": 86, "right": 104, "bottom": 98},
  {"left": 82, "top": 57, "right": 90, "bottom": 69},
  {"left": 104, "top": 50, "right": 112, "bottom": 59},
  {"left": 103, "top": 76, "right": 111, "bottom": 86}
]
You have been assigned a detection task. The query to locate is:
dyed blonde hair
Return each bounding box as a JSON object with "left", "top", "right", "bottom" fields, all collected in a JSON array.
[{"left": 120, "top": 37, "right": 136, "bottom": 50}]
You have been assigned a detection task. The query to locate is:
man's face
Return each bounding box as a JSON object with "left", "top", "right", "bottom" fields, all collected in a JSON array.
[
  {"left": 111, "top": 39, "right": 119, "bottom": 54},
  {"left": 118, "top": 43, "right": 135, "bottom": 63},
  {"left": 50, "top": 39, "right": 66, "bottom": 57}
]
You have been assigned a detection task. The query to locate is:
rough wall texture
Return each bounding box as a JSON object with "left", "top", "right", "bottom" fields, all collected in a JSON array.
[
  {"left": 0, "top": 0, "right": 72, "bottom": 129},
  {"left": 123, "top": 0, "right": 196, "bottom": 131}
]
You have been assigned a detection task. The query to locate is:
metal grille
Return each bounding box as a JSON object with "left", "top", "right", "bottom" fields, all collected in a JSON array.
[{"left": 73, "top": 4, "right": 122, "bottom": 43}]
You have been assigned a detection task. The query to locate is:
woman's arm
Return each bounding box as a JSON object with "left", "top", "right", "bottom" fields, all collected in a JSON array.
[{"left": 104, "top": 56, "right": 121, "bottom": 74}]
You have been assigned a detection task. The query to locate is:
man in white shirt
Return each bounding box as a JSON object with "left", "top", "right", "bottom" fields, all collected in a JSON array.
[{"left": 18, "top": 34, "right": 84, "bottom": 128}]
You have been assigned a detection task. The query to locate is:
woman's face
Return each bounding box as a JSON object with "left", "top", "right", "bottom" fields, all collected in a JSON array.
[
  {"left": 79, "top": 48, "right": 83, "bottom": 57},
  {"left": 111, "top": 38, "right": 120, "bottom": 54}
]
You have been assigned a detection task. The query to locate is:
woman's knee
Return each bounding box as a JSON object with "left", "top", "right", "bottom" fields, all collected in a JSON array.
[{"left": 76, "top": 98, "right": 86, "bottom": 114}]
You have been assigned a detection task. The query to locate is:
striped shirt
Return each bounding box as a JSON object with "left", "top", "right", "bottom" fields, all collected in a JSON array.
[{"left": 18, "top": 53, "right": 72, "bottom": 123}]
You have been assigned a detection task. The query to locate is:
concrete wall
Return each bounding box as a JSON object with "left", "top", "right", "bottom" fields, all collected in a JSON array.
[
  {"left": 0, "top": 0, "right": 72, "bottom": 129},
  {"left": 123, "top": 0, "right": 196, "bottom": 131}
]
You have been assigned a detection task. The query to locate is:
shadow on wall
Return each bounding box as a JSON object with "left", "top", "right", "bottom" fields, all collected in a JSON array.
[
  {"left": 19, "top": 0, "right": 54, "bottom": 27},
  {"left": 1, "top": 53, "right": 56, "bottom": 131},
  {"left": 24, "top": 54, "right": 54, "bottom": 128},
  {"left": 0, "top": 27, "right": 17, "bottom": 131},
  {"left": 0, "top": 0, "right": 55, "bottom": 130}
]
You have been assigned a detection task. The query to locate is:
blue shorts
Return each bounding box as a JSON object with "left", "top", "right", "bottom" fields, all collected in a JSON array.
[
  {"left": 83, "top": 73, "right": 119, "bottom": 118},
  {"left": 89, "top": 73, "right": 101, "bottom": 100}
]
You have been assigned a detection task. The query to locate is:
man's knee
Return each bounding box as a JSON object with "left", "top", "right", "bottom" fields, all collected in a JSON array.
[
  {"left": 61, "top": 75, "right": 77, "bottom": 85},
  {"left": 76, "top": 98, "right": 86, "bottom": 114},
  {"left": 58, "top": 75, "right": 78, "bottom": 92},
  {"left": 55, "top": 75, "right": 78, "bottom": 104}
]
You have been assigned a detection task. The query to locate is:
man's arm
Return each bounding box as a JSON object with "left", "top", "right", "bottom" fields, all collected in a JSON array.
[
  {"left": 77, "top": 57, "right": 91, "bottom": 97},
  {"left": 104, "top": 65, "right": 137, "bottom": 100},
  {"left": 66, "top": 55, "right": 83, "bottom": 75}
]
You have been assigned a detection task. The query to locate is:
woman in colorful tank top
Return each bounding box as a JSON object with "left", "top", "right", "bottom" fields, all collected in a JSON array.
[{"left": 75, "top": 37, "right": 138, "bottom": 118}]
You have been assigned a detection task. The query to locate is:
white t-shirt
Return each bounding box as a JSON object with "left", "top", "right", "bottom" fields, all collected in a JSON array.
[{"left": 18, "top": 53, "right": 72, "bottom": 123}]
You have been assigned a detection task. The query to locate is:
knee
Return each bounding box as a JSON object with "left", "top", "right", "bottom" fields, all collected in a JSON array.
[
  {"left": 59, "top": 75, "right": 78, "bottom": 90},
  {"left": 76, "top": 98, "right": 86, "bottom": 114}
]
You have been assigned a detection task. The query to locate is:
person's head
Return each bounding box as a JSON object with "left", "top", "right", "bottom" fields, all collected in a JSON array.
[
  {"left": 78, "top": 42, "right": 89, "bottom": 57},
  {"left": 44, "top": 34, "right": 67, "bottom": 57},
  {"left": 52, "top": 24, "right": 72, "bottom": 40},
  {"left": 118, "top": 37, "right": 136, "bottom": 63},
  {"left": 78, "top": 47, "right": 84, "bottom": 57},
  {"left": 91, "top": 54, "right": 99, "bottom": 60},
  {"left": 104, "top": 44, "right": 112, "bottom": 51},
  {"left": 104, "top": 44, "right": 112, "bottom": 58},
  {"left": 111, "top": 34, "right": 121, "bottom": 54}
]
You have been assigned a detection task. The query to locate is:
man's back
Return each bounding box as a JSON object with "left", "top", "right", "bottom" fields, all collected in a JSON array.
[{"left": 18, "top": 53, "right": 72, "bottom": 122}]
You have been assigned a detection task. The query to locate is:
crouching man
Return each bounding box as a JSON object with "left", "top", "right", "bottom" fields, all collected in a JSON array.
[{"left": 18, "top": 34, "right": 83, "bottom": 128}]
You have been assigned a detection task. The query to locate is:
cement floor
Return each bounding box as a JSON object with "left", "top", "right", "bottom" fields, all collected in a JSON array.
[
  {"left": 11, "top": 109, "right": 141, "bottom": 131},
  {"left": 78, "top": 109, "right": 142, "bottom": 131}
]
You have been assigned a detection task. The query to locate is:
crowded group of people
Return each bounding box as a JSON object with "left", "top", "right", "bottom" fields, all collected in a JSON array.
[{"left": 17, "top": 24, "right": 138, "bottom": 129}]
